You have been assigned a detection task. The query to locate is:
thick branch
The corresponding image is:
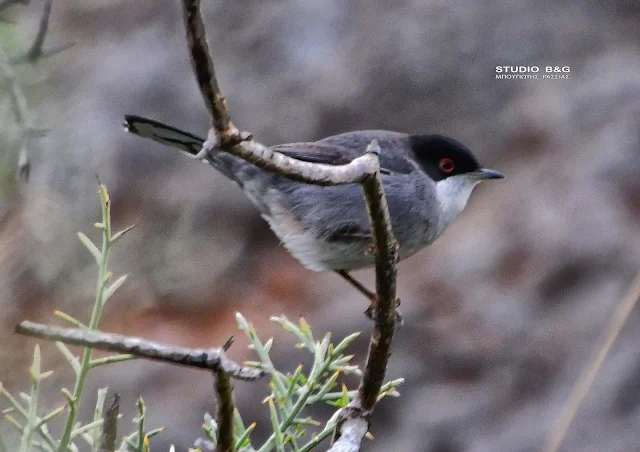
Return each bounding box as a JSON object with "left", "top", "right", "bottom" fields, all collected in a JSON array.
[
  {"left": 177, "top": 0, "right": 380, "bottom": 186},
  {"left": 328, "top": 408, "right": 368, "bottom": 452},
  {"left": 357, "top": 141, "right": 399, "bottom": 410},
  {"left": 219, "top": 139, "right": 380, "bottom": 186},
  {"left": 214, "top": 370, "right": 234, "bottom": 452},
  {"left": 16, "top": 321, "right": 264, "bottom": 381},
  {"left": 328, "top": 143, "right": 398, "bottom": 451}
]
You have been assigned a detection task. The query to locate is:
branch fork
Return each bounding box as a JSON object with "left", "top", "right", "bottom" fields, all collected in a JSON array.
[{"left": 179, "top": 1, "right": 400, "bottom": 449}]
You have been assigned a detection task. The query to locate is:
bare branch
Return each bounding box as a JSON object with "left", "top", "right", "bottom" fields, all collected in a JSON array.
[
  {"left": 356, "top": 141, "right": 399, "bottom": 410},
  {"left": 181, "top": 0, "right": 236, "bottom": 138},
  {"left": 15, "top": 321, "right": 264, "bottom": 381},
  {"left": 213, "top": 139, "right": 380, "bottom": 186},
  {"left": 214, "top": 370, "right": 234, "bottom": 452},
  {"left": 178, "top": 4, "right": 400, "bottom": 450},
  {"left": 328, "top": 143, "right": 399, "bottom": 451},
  {"left": 177, "top": 0, "right": 380, "bottom": 186}
]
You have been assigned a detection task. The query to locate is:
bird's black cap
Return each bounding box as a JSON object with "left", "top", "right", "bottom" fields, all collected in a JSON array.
[{"left": 409, "top": 134, "right": 484, "bottom": 182}]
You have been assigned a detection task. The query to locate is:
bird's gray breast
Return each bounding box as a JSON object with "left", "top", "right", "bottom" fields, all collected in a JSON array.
[{"left": 261, "top": 171, "right": 438, "bottom": 271}]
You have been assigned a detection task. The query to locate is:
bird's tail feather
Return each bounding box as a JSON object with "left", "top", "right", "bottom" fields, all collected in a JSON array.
[
  {"left": 123, "top": 115, "right": 205, "bottom": 156},
  {"left": 123, "top": 114, "right": 255, "bottom": 185}
]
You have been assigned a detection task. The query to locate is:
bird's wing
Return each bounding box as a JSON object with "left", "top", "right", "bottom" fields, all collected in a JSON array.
[
  {"left": 272, "top": 142, "right": 414, "bottom": 175},
  {"left": 271, "top": 143, "right": 357, "bottom": 165}
]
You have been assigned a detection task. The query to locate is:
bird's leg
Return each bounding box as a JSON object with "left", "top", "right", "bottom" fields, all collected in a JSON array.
[{"left": 336, "top": 270, "right": 403, "bottom": 325}]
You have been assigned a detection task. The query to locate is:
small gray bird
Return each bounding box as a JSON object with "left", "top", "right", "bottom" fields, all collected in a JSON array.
[{"left": 124, "top": 115, "right": 503, "bottom": 314}]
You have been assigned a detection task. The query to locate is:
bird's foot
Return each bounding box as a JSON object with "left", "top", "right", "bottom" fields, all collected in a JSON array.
[
  {"left": 197, "top": 130, "right": 253, "bottom": 160},
  {"left": 364, "top": 297, "right": 404, "bottom": 327}
]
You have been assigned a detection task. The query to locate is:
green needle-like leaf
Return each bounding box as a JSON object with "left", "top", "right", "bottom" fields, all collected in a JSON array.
[
  {"left": 55, "top": 342, "right": 81, "bottom": 376},
  {"left": 267, "top": 398, "right": 285, "bottom": 452},
  {"left": 234, "top": 421, "right": 256, "bottom": 450},
  {"left": 77, "top": 232, "right": 101, "bottom": 263},
  {"left": 53, "top": 311, "right": 88, "bottom": 329},
  {"left": 103, "top": 275, "right": 128, "bottom": 303}
]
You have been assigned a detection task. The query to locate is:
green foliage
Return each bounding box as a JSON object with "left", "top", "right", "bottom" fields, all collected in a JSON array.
[{"left": 0, "top": 184, "right": 403, "bottom": 451}]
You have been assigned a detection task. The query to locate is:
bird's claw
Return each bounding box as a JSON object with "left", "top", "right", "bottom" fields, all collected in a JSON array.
[
  {"left": 196, "top": 137, "right": 218, "bottom": 160},
  {"left": 197, "top": 130, "right": 252, "bottom": 160},
  {"left": 364, "top": 297, "right": 404, "bottom": 327}
]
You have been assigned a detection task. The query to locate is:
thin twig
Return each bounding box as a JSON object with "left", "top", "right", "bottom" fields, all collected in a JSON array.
[
  {"left": 542, "top": 270, "right": 640, "bottom": 452},
  {"left": 214, "top": 370, "right": 234, "bottom": 452},
  {"left": 15, "top": 321, "right": 264, "bottom": 381}
]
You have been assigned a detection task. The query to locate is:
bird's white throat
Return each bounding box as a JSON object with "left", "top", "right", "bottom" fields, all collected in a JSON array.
[{"left": 434, "top": 175, "right": 480, "bottom": 237}]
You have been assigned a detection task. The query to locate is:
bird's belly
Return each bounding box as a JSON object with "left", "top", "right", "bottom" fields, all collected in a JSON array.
[
  {"left": 261, "top": 188, "right": 437, "bottom": 271},
  {"left": 262, "top": 206, "right": 372, "bottom": 271},
  {"left": 263, "top": 211, "right": 432, "bottom": 272}
]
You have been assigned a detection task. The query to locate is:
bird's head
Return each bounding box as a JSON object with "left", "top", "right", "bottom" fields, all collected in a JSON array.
[{"left": 409, "top": 134, "right": 504, "bottom": 233}]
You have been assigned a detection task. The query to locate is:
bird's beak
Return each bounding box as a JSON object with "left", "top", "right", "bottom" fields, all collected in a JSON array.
[{"left": 474, "top": 168, "right": 504, "bottom": 180}]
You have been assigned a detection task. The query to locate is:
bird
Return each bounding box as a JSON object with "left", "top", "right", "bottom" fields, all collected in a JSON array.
[{"left": 123, "top": 115, "right": 503, "bottom": 318}]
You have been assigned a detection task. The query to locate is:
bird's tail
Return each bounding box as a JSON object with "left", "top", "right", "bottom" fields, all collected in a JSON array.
[
  {"left": 123, "top": 115, "right": 205, "bottom": 156},
  {"left": 123, "top": 114, "right": 261, "bottom": 188}
]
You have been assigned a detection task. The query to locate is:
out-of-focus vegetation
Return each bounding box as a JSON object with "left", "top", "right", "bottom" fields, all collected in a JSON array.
[{"left": 1, "top": 1, "right": 640, "bottom": 451}]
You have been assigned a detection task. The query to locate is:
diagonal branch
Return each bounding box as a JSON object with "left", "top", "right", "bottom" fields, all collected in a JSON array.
[
  {"left": 177, "top": 3, "right": 400, "bottom": 450},
  {"left": 178, "top": 0, "right": 380, "bottom": 187},
  {"left": 182, "top": 0, "right": 236, "bottom": 139},
  {"left": 15, "top": 321, "right": 264, "bottom": 381}
]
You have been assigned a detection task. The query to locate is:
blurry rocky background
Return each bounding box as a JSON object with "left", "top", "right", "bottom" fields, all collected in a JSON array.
[{"left": 1, "top": 0, "right": 639, "bottom": 450}]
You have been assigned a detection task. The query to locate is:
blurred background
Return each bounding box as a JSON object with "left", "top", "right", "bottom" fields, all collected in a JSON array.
[{"left": 1, "top": 0, "right": 640, "bottom": 450}]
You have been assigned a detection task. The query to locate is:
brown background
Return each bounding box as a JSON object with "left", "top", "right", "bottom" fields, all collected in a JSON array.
[{"left": 1, "top": 0, "right": 640, "bottom": 450}]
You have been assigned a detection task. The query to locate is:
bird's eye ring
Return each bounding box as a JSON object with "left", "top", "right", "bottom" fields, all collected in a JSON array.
[{"left": 439, "top": 157, "right": 455, "bottom": 173}]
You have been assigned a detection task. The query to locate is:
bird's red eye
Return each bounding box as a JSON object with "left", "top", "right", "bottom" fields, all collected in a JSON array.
[{"left": 439, "top": 157, "right": 455, "bottom": 173}]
